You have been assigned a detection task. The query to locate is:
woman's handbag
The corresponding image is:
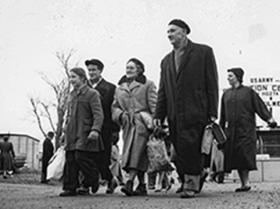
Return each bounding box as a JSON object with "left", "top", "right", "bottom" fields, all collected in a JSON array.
[{"left": 47, "top": 146, "right": 66, "bottom": 180}]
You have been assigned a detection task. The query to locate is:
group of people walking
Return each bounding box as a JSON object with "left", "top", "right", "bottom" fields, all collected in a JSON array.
[{"left": 57, "top": 18, "right": 277, "bottom": 198}]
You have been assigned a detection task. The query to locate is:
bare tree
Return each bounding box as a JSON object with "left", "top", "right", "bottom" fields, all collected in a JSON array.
[{"left": 30, "top": 49, "right": 77, "bottom": 149}]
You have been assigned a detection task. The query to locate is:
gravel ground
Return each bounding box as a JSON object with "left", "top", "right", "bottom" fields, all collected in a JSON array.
[{"left": 0, "top": 173, "right": 280, "bottom": 209}]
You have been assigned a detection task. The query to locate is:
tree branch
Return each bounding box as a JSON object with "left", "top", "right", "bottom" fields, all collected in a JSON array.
[
  {"left": 39, "top": 101, "right": 56, "bottom": 132},
  {"left": 30, "top": 50, "right": 75, "bottom": 149},
  {"left": 56, "top": 49, "right": 76, "bottom": 78},
  {"left": 30, "top": 98, "right": 47, "bottom": 138}
]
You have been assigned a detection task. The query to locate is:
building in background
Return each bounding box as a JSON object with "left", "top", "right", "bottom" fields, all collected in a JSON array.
[{"left": 0, "top": 133, "right": 40, "bottom": 169}]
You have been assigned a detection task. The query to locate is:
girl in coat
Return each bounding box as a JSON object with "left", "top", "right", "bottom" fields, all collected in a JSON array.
[
  {"left": 0, "top": 136, "right": 15, "bottom": 178},
  {"left": 112, "top": 58, "right": 157, "bottom": 196},
  {"left": 59, "top": 67, "right": 104, "bottom": 197}
]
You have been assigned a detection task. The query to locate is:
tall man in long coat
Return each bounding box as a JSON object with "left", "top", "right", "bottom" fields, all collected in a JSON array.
[
  {"left": 220, "top": 68, "right": 277, "bottom": 192},
  {"left": 154, "top": 19, "right": 219, "bottom": 198},
  {"left": 85, "top": 59, "right": 119, "bottom": 194},
  {"left": 41, "top": 131, "right": 54, "bottom": 183}
]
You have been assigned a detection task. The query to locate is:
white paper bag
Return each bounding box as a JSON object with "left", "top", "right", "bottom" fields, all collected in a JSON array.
[{"left": 46, "top": 146, "right": 65, "bottom": 180}]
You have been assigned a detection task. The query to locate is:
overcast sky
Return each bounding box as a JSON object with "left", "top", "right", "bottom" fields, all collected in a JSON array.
[{"left": 1, "top": 0, "right": 280, "bottom": 140}]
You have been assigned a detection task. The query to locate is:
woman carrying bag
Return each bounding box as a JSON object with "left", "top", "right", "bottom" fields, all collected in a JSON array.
[{"left": 112, "top": 58, "right": 157, "bottom": 196}]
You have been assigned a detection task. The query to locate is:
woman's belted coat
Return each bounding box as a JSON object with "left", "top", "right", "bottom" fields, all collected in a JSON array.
[{"left": 112, "top": 76, "right": 157, "bottom": 172}]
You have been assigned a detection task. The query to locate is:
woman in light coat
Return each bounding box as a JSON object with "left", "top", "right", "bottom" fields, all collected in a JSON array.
[{"left": 112, "top": 58, "right": 157, "bottom": 196}]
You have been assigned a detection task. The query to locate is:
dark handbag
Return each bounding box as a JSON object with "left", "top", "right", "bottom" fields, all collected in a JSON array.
[{"left": 211, "top": 122, "right": 227, "bottom": 145}]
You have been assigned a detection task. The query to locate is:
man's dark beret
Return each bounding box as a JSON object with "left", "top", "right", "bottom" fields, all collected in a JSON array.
[
  {"left": 85, "top": 59, "right": 104, "bottom": 70},
  {"left": 168, "top": 19, "right": 191, "bottom": 34}
]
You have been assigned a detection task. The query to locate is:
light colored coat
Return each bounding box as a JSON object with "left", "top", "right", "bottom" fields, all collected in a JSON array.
[{"left": 112, "top": 78, "right": 157, "bottom": 172}]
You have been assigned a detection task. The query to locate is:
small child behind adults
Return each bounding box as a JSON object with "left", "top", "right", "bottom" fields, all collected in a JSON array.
[
  {"left": 148, "top": 125, "right": 174, "bottom": 192},
  {"left": 110, "top": 134, "right": 124, "bottom": 186}
]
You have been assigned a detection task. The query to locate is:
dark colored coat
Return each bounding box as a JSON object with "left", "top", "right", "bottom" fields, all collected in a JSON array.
[
  {"left": 94, "top": 78, "right": 119, "bottom": 165},
  {"left": 220, "top": 85, "right": 272, "bottom": 172},
  {"left": 155, "top": 40, "right": 219, "bottom": 175},
  {"left": 41, "top": 138, "right": 54, "bottom": 181},
  {"left": 42, "top": 138, "right": 54, "bottom": 169},
  {"left": 0, "top": 141, "right": 15, "bottom": 171},
  {"left": 64, "top": 85, "right": 104, "bottom": 152}
]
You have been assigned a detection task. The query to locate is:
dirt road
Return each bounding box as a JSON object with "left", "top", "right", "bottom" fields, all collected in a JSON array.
[{"left": 1, "top": 181, "right": 280, "bottom": 209}]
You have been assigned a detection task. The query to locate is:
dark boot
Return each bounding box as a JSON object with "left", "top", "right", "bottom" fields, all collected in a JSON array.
[
  {"left": 59, "top": 190, "right": 77, "bottom": 197},
  {"left": 133, "top": 183, "right": 147, "bottom": 196},
  {"left": 77, "top": 186, "right": 90, "bottom": 195},
  {"left": 106, "top": 178, "right": 118, "bottom": 194},
  {"left": 217, "top": 172, "right": 224, "bottom": 184},
  {"left": 121, "top": 180, "right": 134, "bottom": 196}
]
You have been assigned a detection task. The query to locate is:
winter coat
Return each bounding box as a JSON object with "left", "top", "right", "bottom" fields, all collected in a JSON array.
[
  {"left": 154, "top": 40, "right": 219, "bottom": 175},
  {"left": 94, "top": 78, "right": 119, "bottom": 165},
  {"left": 220, "top": 85, "right": 272, "bottom": 172},
  {"left": 64, "top": 84, "right": 104, "bottom": 152},
  {"left": 42, "top": 138, "right": 54, "bottom": 170},
  {"left": 112, "top": 75, "right": 157, "bottom": 172},
  {"left": 0, "top": 141, "right": 15, "bottom": 171}
]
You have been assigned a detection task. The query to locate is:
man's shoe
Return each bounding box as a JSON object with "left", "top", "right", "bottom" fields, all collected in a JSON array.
[
  {"left": 121, "top": 180, "right": 134, "bottom": 196},
  {"left": 180, "top": 190, "right": 195, "bottom": 198},
  {"left": 59, "top": 190, "right": 77, "bottom": 197},
  {"left": 235, "top": 186, "right": 251, "bottom": 192},
  {"left": 133, "top": 183, "right": 147, "bottom": 196},
  {"left": 217, "top": 173, "right": 224, "bottom": 184},
  {"left": 175, "top": 183, "right": 184, "bottom": 193},
  {"left": 148, "top": 185, "right": 155, "bottom": 190},
  {"left": 106, "top": 178, "right": 118, "bottom": 194},
  {"left": 41, "top": 180, "right": 49, "bottom": 184},
  {"left": 77, "top": 186, "right": 90, "bottom": 195}
]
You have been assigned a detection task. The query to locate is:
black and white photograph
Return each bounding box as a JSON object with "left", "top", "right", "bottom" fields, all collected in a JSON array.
[{"left": 0, "top": 0, "right": 280, "bottom": 208}]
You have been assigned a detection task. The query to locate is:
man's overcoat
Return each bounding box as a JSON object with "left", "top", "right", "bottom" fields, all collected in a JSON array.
[{"left": 155, "top": 40, "right": 219, "bottom": 175}]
